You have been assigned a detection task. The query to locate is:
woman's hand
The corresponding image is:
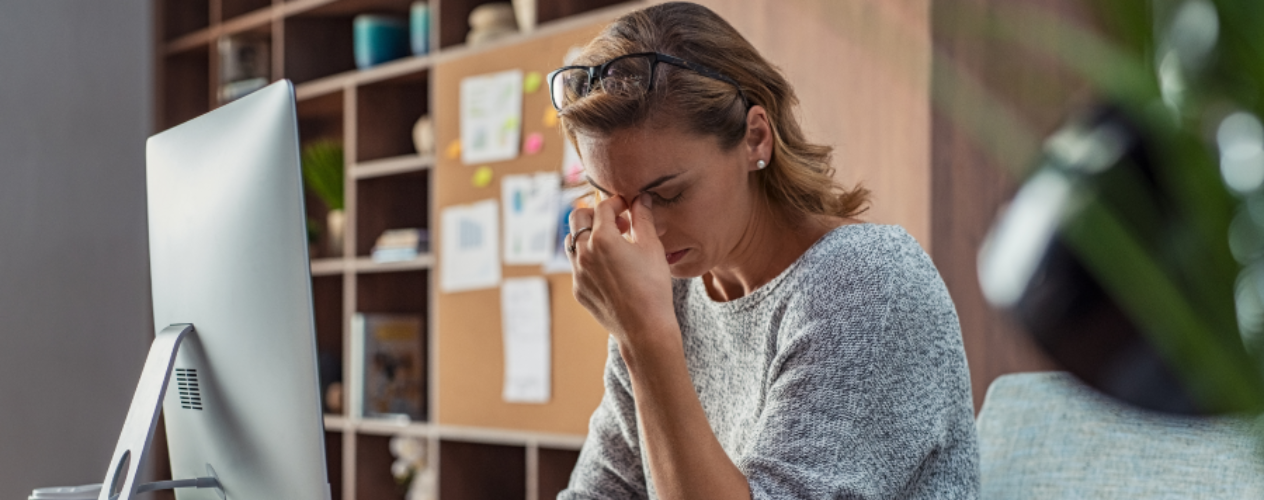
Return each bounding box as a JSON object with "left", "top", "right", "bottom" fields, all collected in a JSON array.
[{"left": 567, "top": 194, "right": 676, "bottom": 350}]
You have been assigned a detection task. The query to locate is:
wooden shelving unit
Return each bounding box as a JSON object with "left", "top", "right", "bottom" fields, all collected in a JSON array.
[{"left": 155, "top": 0, "right": 640, "bottom": 498}]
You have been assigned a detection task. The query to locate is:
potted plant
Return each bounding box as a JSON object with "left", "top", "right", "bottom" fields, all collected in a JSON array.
[{"left": 302, "top": 140, "right": 345, "bottom": 258}]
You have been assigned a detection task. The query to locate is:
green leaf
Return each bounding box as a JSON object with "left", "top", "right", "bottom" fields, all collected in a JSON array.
[{"left": 302, "top": 140, "right": 345, "bottom": 211}]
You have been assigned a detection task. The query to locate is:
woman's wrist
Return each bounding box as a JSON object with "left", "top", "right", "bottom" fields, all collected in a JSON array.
[{"left": 616, "top": 322, "right": 684, "bottom": 377}]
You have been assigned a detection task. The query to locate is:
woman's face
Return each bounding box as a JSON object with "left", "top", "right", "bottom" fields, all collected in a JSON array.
[{"left": 576, "top": 123, "right": 757, "bottom": 279}]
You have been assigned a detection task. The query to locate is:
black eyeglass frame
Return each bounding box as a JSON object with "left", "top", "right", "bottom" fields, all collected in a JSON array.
[{"left": 547, "top": 52, "right": 750, "bottom": 111}]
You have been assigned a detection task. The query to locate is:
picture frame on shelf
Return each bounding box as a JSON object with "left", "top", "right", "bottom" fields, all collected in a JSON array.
[{"left": 351, "top": 312, "right": 427, "bottom": 422}]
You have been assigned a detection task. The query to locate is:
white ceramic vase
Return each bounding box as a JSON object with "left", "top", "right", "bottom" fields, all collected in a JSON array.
[
  {"left": 327, "top": 209, "right": 346, "bottom": 257},
  {"left": 511, "top": 0, "right": 535, "bottom": 33}
]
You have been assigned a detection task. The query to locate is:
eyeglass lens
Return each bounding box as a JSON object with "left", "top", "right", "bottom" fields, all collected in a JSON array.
[{"left": 551, "top": 55, "right": 655, "bottom": 110}]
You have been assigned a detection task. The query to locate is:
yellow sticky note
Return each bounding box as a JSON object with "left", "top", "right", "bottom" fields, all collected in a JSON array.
[
  {"left": 542, "top": 108, "right": 559, "bottom": 128},
  {"left": 472, "top": 165, "right": 494, "bottom": 188},
  {"left": 524, "top": 71, "right": 543, "bottom": 94},
  {"left": 445, "top": 140, "right": 461, "bottom": 160}
]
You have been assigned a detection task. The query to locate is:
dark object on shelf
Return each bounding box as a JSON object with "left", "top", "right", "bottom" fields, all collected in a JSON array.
[
  {"left": 979, "top": 107, "right": 1262, "bottom": 415},
  {"left": 217, "top": 34, "right": 270, "bottom": 104},
  {"left": 319, "top": 351, "right": 344, "bottom": 413},
  {"left": 354, "top": 14, "right": 410, "bottom": 70}
]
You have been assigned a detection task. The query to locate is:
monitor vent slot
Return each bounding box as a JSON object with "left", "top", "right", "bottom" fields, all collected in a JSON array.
[{"left": 175, "top": 368, "right": 203, "bottom": 410}]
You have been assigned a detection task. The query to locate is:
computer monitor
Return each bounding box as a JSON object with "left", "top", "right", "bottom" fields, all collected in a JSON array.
[{"left": 90, "top": 80, "right": 329, "bottom": 500}]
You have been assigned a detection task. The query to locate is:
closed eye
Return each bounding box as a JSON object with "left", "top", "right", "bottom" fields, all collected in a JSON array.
[{"left": 649, "top": 190, "right": 683, "bottom": 206}]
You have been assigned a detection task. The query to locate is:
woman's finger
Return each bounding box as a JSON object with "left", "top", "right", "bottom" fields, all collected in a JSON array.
[
  {"left": 569, "top": 207, "right": 594, "bottom": 235},
  {"left": 629, "top": 194, "right": 660, "bottom": 247},
  {"left": 591, "top": 195, "right": 629, "bottom": 240}
]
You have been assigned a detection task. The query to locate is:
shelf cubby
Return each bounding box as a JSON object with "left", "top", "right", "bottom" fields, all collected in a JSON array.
[
  {"left": 356, "top": 71, "right": 429, "bottom": 162},
  {"left": 161, "top": 45, "right": 211, "bottom": 130},
  {"left": 296, "top": 89, "right": 346, "bottom": 259},
  {"left": 356, "top": 270, "right": 430, "bottom": 421},
  {"left": 354, "top": 171, "right": 430, "bottom": 257},
  {"left": 284, "top": 15, "right": 357, "bottom": 84},
  {"left": 326, "top": 431, "right": 346, "bottom": 500},
  {"left": 440, "top": 440, "right": 527, "bottom": 500},
  {"left": 161, "top": 0, "right": 210, "bottom": 41},
  {"left": 356, "top": 434, "right": 406, "bottom": 500},
  {"left": 313, "top": 275, "right": 346, "bottom": 414},
  {"left": 539, "top": 447, "right": 581, "bottom": 498},
  {"left": 297, "top": 89, "right": 345, "bottom": 144}
]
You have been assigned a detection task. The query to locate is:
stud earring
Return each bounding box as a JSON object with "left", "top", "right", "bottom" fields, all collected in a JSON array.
[{"left": 756, "top": 160, "right": 767, "bottom": 170}]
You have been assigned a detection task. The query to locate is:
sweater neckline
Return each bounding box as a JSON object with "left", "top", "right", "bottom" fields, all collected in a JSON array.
[{"left": 689, "top": 222, "right": 877, "bottom": 311}]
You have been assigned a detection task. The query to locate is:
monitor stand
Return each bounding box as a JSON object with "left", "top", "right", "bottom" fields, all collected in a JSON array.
[{"left": 97, "top": 324, "right": 225, "bottom": 500}]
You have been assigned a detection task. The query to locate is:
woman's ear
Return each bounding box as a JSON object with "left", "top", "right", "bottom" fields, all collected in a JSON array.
[{"left": 745, "top": 105, "right": 773, "bottom": 171}]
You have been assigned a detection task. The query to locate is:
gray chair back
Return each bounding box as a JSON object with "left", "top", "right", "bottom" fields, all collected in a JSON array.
[{"left": 977, "top": 372, "right": 1264, "bottom": 499}]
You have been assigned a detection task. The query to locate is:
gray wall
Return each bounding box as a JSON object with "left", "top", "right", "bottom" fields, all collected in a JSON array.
[{"left": 0, "top": 0, "right": 153, "bottom": 497}]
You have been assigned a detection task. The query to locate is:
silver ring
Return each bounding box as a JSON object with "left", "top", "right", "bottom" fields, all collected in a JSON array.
[{"left": 568, "top": 227, "right": 593, "bottom": 254}]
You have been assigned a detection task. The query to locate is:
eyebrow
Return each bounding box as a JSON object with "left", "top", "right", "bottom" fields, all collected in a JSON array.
[{"left": 585, "top": 173, "right": 681, "bottom": 197}]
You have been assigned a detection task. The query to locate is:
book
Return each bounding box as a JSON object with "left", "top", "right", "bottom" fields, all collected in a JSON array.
[
  {"left": 351, "top": 313, "right": 426, "bottom": 421},
  {"left": 371, "top": 228, "right": 429, "bottom": 263}
]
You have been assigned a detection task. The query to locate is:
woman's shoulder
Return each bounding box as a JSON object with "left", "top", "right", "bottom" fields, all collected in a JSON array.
[{"left": 791, "top": 223, "right": 936, "bottom": 293}]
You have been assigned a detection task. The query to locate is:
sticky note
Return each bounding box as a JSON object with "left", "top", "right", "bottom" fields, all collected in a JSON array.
[
  {"left": 446, "top": 140, "right": 461, "bottom": 160},
  {"left": 542, "top": 108, "right": 559, "bottom": 128},
  {"left": 524, "top": 71, "right": 543, "bottom": 94},
  {"left": 472, "top": 165, "right": 494, "bottom": 188},
  {"left": 524, "top": 132, "right": 544, "bottom": 155}
]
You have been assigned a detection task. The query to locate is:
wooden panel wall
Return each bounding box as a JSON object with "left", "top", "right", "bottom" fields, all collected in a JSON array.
[
  {"left": 675, "top": 0, "right": 933, "bottom": 250},
  {"left": 931, "top": 0, "right": 1098, "bottom": 409},
  {"left": 434, "top": 23, "right": 612, "bottom": 434}
]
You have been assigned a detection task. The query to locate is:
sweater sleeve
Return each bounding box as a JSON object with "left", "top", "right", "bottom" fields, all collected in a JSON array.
[
  {"left": 737, "top": 246, "right": 979, "bottom": 499},
  {"left": 558, "top": 337, "right": 649, "bottom": 500}
]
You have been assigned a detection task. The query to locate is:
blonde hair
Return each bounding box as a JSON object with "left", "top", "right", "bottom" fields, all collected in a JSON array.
[{"left": 559, "top": 2, "right": 869, "bottom": 219}]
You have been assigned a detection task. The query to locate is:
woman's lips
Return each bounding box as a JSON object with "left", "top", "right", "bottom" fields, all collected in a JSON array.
[{"left": 666, "top": 249, "right": 689, "bottom": 265}]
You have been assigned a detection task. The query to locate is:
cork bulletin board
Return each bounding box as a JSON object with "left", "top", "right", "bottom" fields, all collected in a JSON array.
[{"left": 434, "top": 21, "right": 612, "bottom": 435}]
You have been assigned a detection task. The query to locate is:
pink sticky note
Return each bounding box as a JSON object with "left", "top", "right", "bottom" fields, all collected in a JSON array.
[{"left": 524, "top": 132, "right": 544, "bottom": 155}]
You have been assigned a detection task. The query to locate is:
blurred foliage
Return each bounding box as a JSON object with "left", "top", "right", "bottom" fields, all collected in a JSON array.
[
  {"left": 302, "top": 140, "right": 345, "bottom": 211},
  {"left": 937, "top": 0, "right": 1264, "bottom": 413}
]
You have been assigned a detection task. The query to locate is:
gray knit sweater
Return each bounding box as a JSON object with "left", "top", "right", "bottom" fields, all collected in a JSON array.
[{"left": 558, "top": 224, "right": 979, "bottom": 499}]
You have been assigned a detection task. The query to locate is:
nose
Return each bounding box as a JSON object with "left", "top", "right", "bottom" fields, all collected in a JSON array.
[{"left": 653, "top": 207, "right": 667, "bottom": 238}]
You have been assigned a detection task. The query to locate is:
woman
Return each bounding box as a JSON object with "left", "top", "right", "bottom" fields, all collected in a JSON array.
[{"left": 552, "top": 3, "right": 978, "bottom": 499}]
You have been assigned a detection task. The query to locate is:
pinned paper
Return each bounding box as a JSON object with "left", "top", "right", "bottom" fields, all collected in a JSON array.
[
  {"left": 524, "top": 132, "right": 544, "bottom": 155},
  {"left": 472, "top": 165, "right": 494, "bottom": 188},
  {"left": 502, "top": 172, "right": 560, "bottom": 265},
  {"left": 440, "top": 199, "right": 500, "bottom": 293},
  {"left": 543, "top": 186, "right": 595, "bottom": 274},
  {"left": 561, "top": 136, "right": 584, "bottom": 185},
  {"left": 542, "top": 107, "right": 559, "bottom": 128},
  {"left": 501, "top": 277, "right": 551, "bottom": 403},
  {"left": 524, "top": 71, "right": 543, "bottom": 94},
  {"left": 446, "top": 140, "right": 462, "bottom": 159},
  {"left": 460, "top": 69, "right": 524, "bottom": 164}
]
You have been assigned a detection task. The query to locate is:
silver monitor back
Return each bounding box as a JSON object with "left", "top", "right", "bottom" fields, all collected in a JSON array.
[{"left": 145, "top": 80, "right": 328, "bottom": 499}]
